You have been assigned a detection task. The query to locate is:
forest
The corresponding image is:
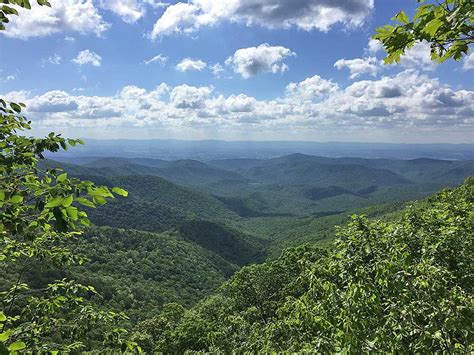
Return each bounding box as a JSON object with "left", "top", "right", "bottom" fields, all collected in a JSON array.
[{"left": 1, "top": 0, "right": 473, "bottom": 353}]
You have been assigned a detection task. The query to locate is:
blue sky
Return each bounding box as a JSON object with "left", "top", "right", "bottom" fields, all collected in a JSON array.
[{"left": 0, "top": 0, "right": 473, "bottom": 143}]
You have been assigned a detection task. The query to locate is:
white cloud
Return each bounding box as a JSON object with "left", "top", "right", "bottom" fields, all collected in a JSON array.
[
  {"left": 73, "top": 50, "right": 102, "bottom": 67},
  {"left": 29, "top": 90, "right": 78, "bottom": 112},
  {"left": 211, "top": 63, "right": 225, "bottom": 77},
  {"left": 463, "top": 53, "right": 474, "bottom": 71},
  {"left": 176, "top": 58, "right": 207, "bottom": 72},
  {"left": 170, "top": 84, "right": 212, "bottom": 108},
  {"left": 150, "top": 2, "right": 203, "bottom": 37},
  {"left": 64, "top": 36, "right": 76, "bottom": 41},
  {"left": 143, "top": 0, "right": 169, "bottom": 8},
  {"left": 225, "top": 43, "right": 295, "bottom": 79},
  {"left": 221, "top": 94, "right": 257, "bottom": 112},
  {"left": 2, "top": 0, "right": 110, "bottom": 39},
  {"left": 334, "top": 57, "right": 382, "bottom": 79},
  {"left": 367, "top": 38, "right": 383, "bottom": 54},
  {"left": 150, "top": 0, "right": 374, "bottom": 38},
  {"left": 47, "top": 53, "right": 62, "bottom": 65},
  {"left": 3, "top": 71, "right": 471, "bottom": 142},
  {"left": 286, "top": 75, "right": 339, "bottom": 100},
  {"left": 400, "top": 42, "right": 437, "bottom": 71},
  {"left": 1, "top": 90, "right": 30, "bottom": 103},
  {"left": 100, "top": 0, "right": 145, "bottom": 23},
  {"left": 144, "top": 54, "right": 168, "bottom": 65}
]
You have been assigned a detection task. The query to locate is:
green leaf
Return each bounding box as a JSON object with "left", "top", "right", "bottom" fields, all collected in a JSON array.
[
  {"left": 9, "top": 195, "right": 23, "bottom": 204},
  {"left": 66, "top": 206, "right": 78, "bottom": 219},
  {"left": 8, "top": 341, "right": 26, "bottom": 351},
  {"left": 394, "top": 11, "right": 409, "bottom": 24},
  {"left": 0, "top": 190, "right": 4, "bottom": 201},
  {"left": 45, "top": 196, "right": 63, "bottom": 208},
  {"left": 423, "top": 18, "right": 443, "bottom": 36},
  {"left": 0, "top": 332, "right": 9, "bottom": 342},
  {"left": 10, "top": 102, "right": 22, "bottom": 113},
  {"left": 0, "top": 312, "right": 6, "bottom": 322},
  {"left": 62, "top": 194, "right": 74, "bottom": 207},
  {"left": 88, "top": 186, "right": 113, "bottom": 198},
  {"left": 57, "top": 173, "right": 68, "bottom": 182},
  {"left": 112, "top": 187, "right": 128, "bottom": 197},
  {"left": 1, "top": 6, "right": 18, "bottom": 15},
  {"left": 93, "top": 195, "right": 107, "bottom": 205},
  {"left": 81, "top": 218, "right": 91, "bottom": 226},
  {"left": 76, "top": 197, "right": 96, "bottom": 208}
]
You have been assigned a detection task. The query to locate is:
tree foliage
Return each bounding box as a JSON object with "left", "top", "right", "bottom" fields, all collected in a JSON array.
[
  {"left": 136, "top": 179, "right": 474, "bottom": 353},
  {"left": 0, "top": 96, "right": 137, "bottom": 353},
  {"left": 0, "top": 1, "right": 138, "bottom": 351},
  {"left": 374, "top": 0, "right": 473, "bottom": 63},
  {"left": 0, "top": 0, "right": 51, "bottom": 30}
]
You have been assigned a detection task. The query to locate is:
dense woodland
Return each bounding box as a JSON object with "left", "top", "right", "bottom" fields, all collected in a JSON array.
[{"left": 1, "top": 0, "right": 473, "bottom": 353}]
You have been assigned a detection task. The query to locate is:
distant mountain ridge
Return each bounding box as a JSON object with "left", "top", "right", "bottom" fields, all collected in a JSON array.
[
  {"left": 46, "top": 140, "right": 474, "bottom": 161},
  {"left": 43, "top": 154, "right": 473, "bottom": 218}
]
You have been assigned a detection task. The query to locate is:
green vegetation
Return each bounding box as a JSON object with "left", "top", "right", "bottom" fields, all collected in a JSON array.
[
  {"left": 133, "top": 179, "right": 474, "bottom": 353},
  {"left": 64, "top": 227, "right": 238, "bottom": 322},
  {"left": 374, "top": 0, "right": 473, "bottom": 63},
  {"left": 0, "top": 99, "right": 135, "bottom": 351},
  {"left": 1, "top": 0, "right": 473, "bottom": 352}
]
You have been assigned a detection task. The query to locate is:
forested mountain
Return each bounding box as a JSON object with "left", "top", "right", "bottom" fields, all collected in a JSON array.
[
  {"left": 59, "top": 153, "right": 474, "bottom": 189},
  {"left": 8, "top": 138, "right": 474, "bottom": 353},
  {"left": 131, "top": 179, "right": 474, "bottom": 353},
  {"left": 47, "top": 140, "right": 474, "bottom": 161},
  {"left": 23, "top": 227, "right": 240, "bottom": 323},
  {"left": 2, "top": 0, "right": 473, "bottom": 352},
  {"left": 208, "top": 154, "right": 473, "bottom": 185},
  {"left": 49, "top": 153, "right": 473, "bottom": 220}
]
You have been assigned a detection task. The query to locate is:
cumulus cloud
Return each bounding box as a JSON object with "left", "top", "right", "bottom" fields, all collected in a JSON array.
[
  {"left": 144, "top": 54, "right": 168, "bottom": 65},
  {"left": 3, "top": 70, "right": 472, "bottom": 140},
  {"left": 400, "top": 42, "right": 437, "bottom": 71},
  {"left": 2, "top": 0, "right": 109, "bottom": 39},
  {"left": 224, "top": 94, "right": 257, "bottom": 112},
  {"left": 334, "top": 57, "right": 382, "bottom": 79},
  {"left": 28, "top": 90, "right": 78, "bottom": 112},
  {"left": 463, "top": 53, "right": 474, "bottom": 71},
  {"left": 367, "top": 38, "right": 383, "bottom": 54},
  {"left": 100, "top": 0, "right": 146, "bottom": 23},
  {"left": 225, "top": 43, "right": 295, "bottom": 79},
  {"left": 73, "top": 50, "right": 102, "bottom": 67},
  {"left": 176, "top": 58, "right": 207, "bottom": 72},
  {"left": 150, "top": 0, "right": 374, "bottom": 38},
  {"left": 170, "top": 84, "right": 212, "bottom": 108},
  {"left": 286, "top": 75, "right": 339, "bottom": 100}
]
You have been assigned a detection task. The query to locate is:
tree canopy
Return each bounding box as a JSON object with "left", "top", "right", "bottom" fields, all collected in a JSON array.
[
  {"left": 374, "top": 0, "right": 473, "bottom": 63},
  {"left": 0, "top": 1, "right": 138, "bottom": 352},
  {"left": 134, "top": 179, "right": 474, "bottom": 353}
]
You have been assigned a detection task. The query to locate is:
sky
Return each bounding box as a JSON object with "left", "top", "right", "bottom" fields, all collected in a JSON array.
[{"left": 0, "top": 0, "right": 473, "bottom": 143}]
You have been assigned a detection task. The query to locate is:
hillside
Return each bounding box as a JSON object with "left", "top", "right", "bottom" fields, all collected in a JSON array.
[
  {"left": 23, "top": 227, "right": 240, "bottom": 323},
  {"left": 81, "top": 157, "right": 246, "bottom": 186},
  {"left": 132, "top": 179, "right": 474, "bottom": 353},
  {"left": 51, "top": 172, "right": 241, "bottom": 230},
  {"left": 232, "top": 153, "right": 411, "bottom": 188},
  {"left": 45, "top": 154, "right": 474, "bottom": 220},
  {"left": 209, "top": 154, "right": 474, "bottom": 186}
]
